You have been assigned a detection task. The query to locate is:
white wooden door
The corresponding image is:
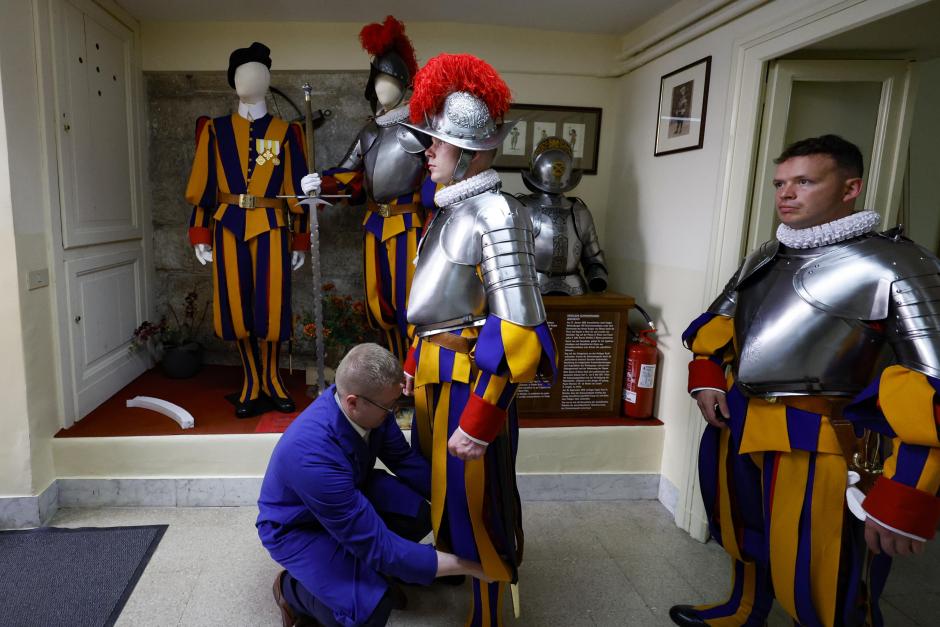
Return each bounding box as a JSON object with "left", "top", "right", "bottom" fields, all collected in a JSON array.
[
  {"left": 746, "top": 60, "right": 915, "bottom": 252},
  {"left": 49, "top": 0, "right": 147, "bottom": 423}
]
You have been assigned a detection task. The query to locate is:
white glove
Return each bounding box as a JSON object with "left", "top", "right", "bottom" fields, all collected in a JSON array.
[
  {"left": 291, "top": 251, "right": 305, "bottom": 271},
  {"left": 194, "top": 244, "right": 213, "bottom": 265},
  {"left": 301, "top": 172, "right": 322, "bottom": 196}
]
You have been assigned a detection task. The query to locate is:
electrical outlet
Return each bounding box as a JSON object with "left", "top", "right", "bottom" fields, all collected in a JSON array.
[{"left": 27, "top": 268, "right": 50, "bottom": 291}]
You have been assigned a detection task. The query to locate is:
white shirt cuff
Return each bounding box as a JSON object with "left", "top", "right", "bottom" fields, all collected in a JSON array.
[
  {"left": 690, "top": 387, "right": 726, "bottom": 397},
  {"left": 457, "top": 426, "right": 489, "bottom": 447},
  {"left": 865, "top": 510, "right": 928, "bottom": 543}
]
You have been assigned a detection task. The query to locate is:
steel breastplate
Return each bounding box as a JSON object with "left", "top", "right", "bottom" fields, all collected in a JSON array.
[
  {"left": 407, "top": 204, "right": 487, "bottom": 330},
  {"left": 524, "top": 194, "right": 587, "bottom": 294},
  {"left": 361, "top": 123, "right": 425, "bottom": 204},
  {"left": 734, "top": 246, "right": 890, "bottom": 397}
]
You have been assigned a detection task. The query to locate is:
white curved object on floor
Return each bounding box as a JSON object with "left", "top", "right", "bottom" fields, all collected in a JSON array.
[{"left": 126, "top": 396, "right": 195, "bottom": 429}]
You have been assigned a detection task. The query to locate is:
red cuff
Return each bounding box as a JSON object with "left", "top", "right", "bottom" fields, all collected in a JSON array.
[
  {"left": 458, "top": 394, "right": 507, "bottom": 444},
  {"left": 320, "top": 175, "right": 340, "bottom": 196},
  {"left": 403, "top": 346, "right": 417, "bottom": 377},
  {"left": 863, "top": 476, "right": 940, "bottom": 540},
  {"left": 188, "top": 227, "right": 211, "bottom": 246},
  {"left": 688, "top": 359, "right": 726, "bottom": 394},
  {"left": 292, "top": 232, "right": 309, "bottom": 251}
]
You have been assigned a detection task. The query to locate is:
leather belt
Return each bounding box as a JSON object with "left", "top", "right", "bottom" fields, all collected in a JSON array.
[
  {"left": 370, "top": 201, "right": 420, "bottom": 218},
  {"left": 218, "top": 192, "right": 286, "bottom": 210},
  {"left": 425, "top": 332, "right": 473, "bottom": 354}
]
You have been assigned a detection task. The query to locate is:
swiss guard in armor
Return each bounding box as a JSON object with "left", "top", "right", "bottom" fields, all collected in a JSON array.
[
  {"left": 185, "top": 42, "right": 308, "bottom": 418},
  {"left": 671, "top": 135, "right": 940, "bottom": 627},
  {"left": 302, "top": 16, "right": 430, "bottom": 360},
  {"left": 518, "top": 136, "right": 608, "bottom": 295},
  {"left": 400, "top": 54, "right": 557, "bottom": 626}
]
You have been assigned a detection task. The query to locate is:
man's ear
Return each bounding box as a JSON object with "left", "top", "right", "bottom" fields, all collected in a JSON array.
[
  {"left": 472, "top": 149, "right": 497, "bottom": 169},
  {"left": 843, "top": 177, "right": 863, "bottom": 203}
]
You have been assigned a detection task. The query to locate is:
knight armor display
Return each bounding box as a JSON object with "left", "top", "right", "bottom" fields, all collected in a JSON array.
[
  {"left": 336, "top": 105, "right": 426, "bottom": 204},
  {"left": 518, "top": 136, "right": 608, "bottom": 295},
  {"left": 706, "top": 228, "right": 940, "bottom": 397},
  {"left": 407, "top": 169, "right": 546, "bottom": 335}
]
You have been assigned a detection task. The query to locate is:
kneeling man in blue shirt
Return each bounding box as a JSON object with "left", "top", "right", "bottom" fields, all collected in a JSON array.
[{"left": 257, "top": 343, "right": 485, "bottom": 627}]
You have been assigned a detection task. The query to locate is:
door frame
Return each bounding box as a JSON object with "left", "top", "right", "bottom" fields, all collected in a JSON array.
[
  {"left": 33, "top": 0, "right": 151, "bottom": 428},
  {"left": 674, "top": 0, "right": 927, "bottom": 541}
]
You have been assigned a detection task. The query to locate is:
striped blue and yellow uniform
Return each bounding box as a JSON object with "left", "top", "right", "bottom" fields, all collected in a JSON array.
[
  {"left": 406, "top": 315, "right": 556, "bottom": 627},
  {"left": 683, "top": 312, "right": 940, "bottom": 627},
  {"left": 185, "top": 113, "right": 308, "bottom": 403}
]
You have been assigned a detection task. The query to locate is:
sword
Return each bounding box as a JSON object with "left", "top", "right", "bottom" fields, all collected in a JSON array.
[{"left": 303, "top": 82, "right": 326, "bottom": 396}]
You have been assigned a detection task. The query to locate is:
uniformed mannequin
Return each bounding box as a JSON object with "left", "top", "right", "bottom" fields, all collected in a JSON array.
[
  {"left": 399, "top": 53, "right": 557, "bottom": 627},
  {"left": 672, "top": 135, "right": 940, "bottom": 627},
  {"left": 301, "top": 16, "right": 430, "bottom": 361},
  {"left": 185, "top": 42, "right": 308, "bottom": 418},
  {"left": 517, "top": 136, "right": 608, "bottom": 296}
]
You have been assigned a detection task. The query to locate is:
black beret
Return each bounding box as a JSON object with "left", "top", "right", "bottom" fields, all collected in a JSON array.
[{"left": 227, "top": 42, "right": 272, "bottom": 88}]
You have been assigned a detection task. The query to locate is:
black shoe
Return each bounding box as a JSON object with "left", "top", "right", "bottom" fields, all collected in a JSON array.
[
  {"left": 235, "top": 399, "right": 255, "bottom": 419},
  {"left": 668, "top": 605, "right": 707, "bottom": 626},
  {"left": 269, "top": 394, "right": 296, "bottom": 413},
  {"left": 436, "top": 575, "right": 466, "bottom": 586},
  {"left": 273, "top": 570, "right": 320, "bottom": 626}
]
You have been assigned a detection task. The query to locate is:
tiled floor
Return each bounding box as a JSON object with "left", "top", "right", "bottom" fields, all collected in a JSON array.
[{"left": 50, "top": 501, "right": 938, "bottom": 626}]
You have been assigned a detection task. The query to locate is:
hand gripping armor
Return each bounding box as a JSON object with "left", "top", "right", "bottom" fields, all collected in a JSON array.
[
  {"left": 407, "top": 175, "right": 546, "bottom": 335},
  {"left": 519, "top": 193, "right": 608, "bottom": 295},
  {"left": 337, "top": 105, "right": 426, "bottom": 203},
  {"left": 713, "top": 230, "right": 940, "bottom": 396}
]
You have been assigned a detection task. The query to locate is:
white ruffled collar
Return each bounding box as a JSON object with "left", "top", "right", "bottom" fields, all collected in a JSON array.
[
  {"left": 776, "top": 211, "right": 880, "bottom": 249},
  {"left": 434, "top": 169, "right": 502, "bottom": 207}
]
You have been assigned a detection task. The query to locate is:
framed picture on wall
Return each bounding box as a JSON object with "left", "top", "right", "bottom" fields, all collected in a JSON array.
[
  {"left": 495, "top": 104, "right": 602, "bottom": 174},
  {"left": 654, "top": 56, "right": 711, "bottom": 156}
]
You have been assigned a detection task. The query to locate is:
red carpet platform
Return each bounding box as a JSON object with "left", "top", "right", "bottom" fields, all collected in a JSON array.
[{"left": 55, "top": 365, "right": 313, "bottom": 438}]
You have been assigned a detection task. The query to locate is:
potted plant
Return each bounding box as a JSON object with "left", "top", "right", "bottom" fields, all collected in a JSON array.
[
  {"left": 131, "top": 290, "right": 209, "bottom": 379},
  {"left": 297, "top": 283, "right": 378, "bottom": 374}
]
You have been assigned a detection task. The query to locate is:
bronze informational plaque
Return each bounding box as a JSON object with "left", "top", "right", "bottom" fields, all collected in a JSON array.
[{"left": 516, "top": 292, "right": 634, "bottom": 419}]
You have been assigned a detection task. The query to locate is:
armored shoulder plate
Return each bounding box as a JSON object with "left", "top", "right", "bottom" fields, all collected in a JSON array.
[
  {"left": 794, "top": 233, "right": 940, "bottom": 320},
  {"left": 358, "top": 121, "right": 381, "bottom": 157},
  {"left": 337, "top": 134, "right": 363, "bottom": 171},
  {"left": 737, "top": 239, "right": 780, "bottom": 290}
]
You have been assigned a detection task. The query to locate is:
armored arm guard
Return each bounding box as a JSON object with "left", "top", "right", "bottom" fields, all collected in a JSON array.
[
  {"left": 479, "top": 195, "right": 545, "bottom": 326},
  {"left": 572, "top": 198, "right": 608, "bottom": 292},
  {"left": 794, "top": 233, "right": 940, "bottom": 378},
  {"left": 337, "top": 133, "right": 364, "bottom": 171}
]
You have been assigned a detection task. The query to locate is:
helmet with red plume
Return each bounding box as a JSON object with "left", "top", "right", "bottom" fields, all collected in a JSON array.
[
  {"left": 359, "top": 16, "right": 417, "bottom": 111},
  {"left": 401, "top": 53, "right": 516, "bottom": 153}
]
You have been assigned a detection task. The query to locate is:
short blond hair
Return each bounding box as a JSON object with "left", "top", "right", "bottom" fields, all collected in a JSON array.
[{"left": 335, "top": 343, "right": 402, "bottom": 397}]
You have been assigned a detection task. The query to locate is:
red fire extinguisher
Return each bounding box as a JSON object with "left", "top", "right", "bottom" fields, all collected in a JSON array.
[{"left": 623, "top": 305, "right": 658, "bottom": 419}]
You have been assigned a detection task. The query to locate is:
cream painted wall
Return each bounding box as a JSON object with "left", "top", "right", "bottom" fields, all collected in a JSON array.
[
  {"left": 141, "top": 20, "right": 620, "bottom": 244},
  {"left": 0, "top": 1, "right": 47, "bottom": 496},
  {"left": 607, "top": 0, "right": 927, "bottom": 500},
  {"left": 907, "top": 58, "right": 940, "bottom": 254}
]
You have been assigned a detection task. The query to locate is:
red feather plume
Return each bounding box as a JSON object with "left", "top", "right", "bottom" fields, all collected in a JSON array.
[
  {"left": 359, "top": 16, "right": 418, "bottom": 80},
  {"left": 409, "top": 54, "right": 512, "bottom": 124}
]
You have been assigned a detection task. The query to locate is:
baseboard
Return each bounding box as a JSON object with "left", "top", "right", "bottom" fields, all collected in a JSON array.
[
  {"left": 657, "top": 474, "right": 679, "bottom": 516},
  {"left": 0, "top": 481, "right": 59, "bottom": 529},
  {"left": 1, "top": 474, "right": 664, "bottom": 525}
]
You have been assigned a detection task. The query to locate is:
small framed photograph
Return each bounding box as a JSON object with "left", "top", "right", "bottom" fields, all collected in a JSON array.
[
  {"left": 654, "top": 56, "right": 711, "bottom": 156},
  {"left": 494, "top": 104, "right": 602, "bottom": 174}
]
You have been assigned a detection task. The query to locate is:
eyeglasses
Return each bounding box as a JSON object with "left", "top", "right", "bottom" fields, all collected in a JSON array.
[{"left": 357, "top": 394, "right": 402, "bottom": 414}]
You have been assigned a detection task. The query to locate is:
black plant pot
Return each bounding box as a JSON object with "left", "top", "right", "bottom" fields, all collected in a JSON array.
[{"left": 160, "top": 342, "right": 203, "bottom": 379}]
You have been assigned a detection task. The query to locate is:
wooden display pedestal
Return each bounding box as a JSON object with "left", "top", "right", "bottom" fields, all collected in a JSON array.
[{"left": 516, "top": 291, "right": 652, "bottom": 425}]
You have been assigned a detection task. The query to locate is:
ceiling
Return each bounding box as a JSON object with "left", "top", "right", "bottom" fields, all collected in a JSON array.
[
  {"left": 114, "top": 0, "right": 679, "bottom": 35},
  {"left": 793, "top": 0, "right": 940, "bottom": 60}
]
